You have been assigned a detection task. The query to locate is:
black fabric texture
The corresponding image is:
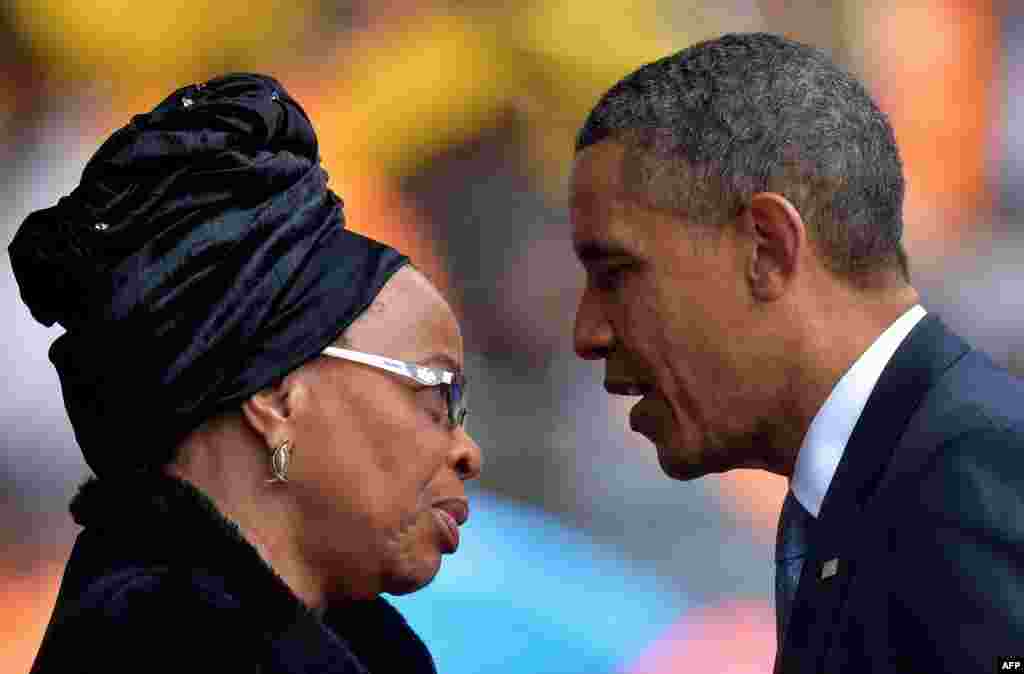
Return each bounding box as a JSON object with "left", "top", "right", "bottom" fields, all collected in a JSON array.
[
  {"left": 29, "top": 474, "right": 437, "bottom": 673},
  {"left": 8, "top": 73, "right": 409, "bottom": 476},
  {"left": 776, "top": 315, "right": 1024, "bottom": 673}
]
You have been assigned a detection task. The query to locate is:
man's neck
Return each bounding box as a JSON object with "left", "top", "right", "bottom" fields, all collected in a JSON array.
[{"left": 770, "top": 284, "right": 921, "bottom": 477}]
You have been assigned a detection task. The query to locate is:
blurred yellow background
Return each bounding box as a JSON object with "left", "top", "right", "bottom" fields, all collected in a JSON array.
[{"left": 1, "top": 1, "right": 1010, "bottom": 672}]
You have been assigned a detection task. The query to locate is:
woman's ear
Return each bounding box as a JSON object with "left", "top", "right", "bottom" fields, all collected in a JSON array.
[
  {"left": 743, "top": 192, "right": 806, "bottom": 301},
  {"left": 241, "top": 376, "right": 295, "bottom": 446}
]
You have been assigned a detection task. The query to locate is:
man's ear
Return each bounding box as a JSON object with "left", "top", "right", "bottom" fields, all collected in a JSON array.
[
  {"left": 241, "top": 376, "right": 295, "bottom": 446},
  {"left": 743, "top": 192, "right": 806, "bottom": 301}
]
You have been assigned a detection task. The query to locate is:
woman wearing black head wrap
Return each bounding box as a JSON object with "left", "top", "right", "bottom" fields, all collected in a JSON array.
[{"left": 10, "top": 74, "right": 481, "bottom": 674}]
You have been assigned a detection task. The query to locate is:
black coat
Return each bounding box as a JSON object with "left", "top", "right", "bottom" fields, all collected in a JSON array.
[
  {"left": 30, "top": 475, "right": 437, "bottom": 673},
  {"left": 777, "top": 315, "right": 1024, "bottom": 673}
]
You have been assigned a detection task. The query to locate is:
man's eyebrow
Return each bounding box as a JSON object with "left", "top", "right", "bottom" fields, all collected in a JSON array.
[{"left": 574, "top": 240, "right": 635, "bottom": 264}]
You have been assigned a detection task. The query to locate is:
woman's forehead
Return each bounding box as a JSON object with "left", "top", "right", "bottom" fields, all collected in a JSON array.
[{"left": 346, "top": 267, "right": 463, "bottom": 361}]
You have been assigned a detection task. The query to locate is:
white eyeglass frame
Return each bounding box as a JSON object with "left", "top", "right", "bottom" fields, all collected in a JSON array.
[{"left": 321, "top": 346, "right": 456, "bottom": 386}]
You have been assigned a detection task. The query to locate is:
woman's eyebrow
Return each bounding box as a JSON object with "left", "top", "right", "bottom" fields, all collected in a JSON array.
[{"left": 418, "top": 353, "right": 463, "bottom": 375}]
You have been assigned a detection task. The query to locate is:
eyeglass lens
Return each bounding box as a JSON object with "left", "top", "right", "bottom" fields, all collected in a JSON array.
[{"left": 446, "top": 377, "right": 467, "bottom": 427}]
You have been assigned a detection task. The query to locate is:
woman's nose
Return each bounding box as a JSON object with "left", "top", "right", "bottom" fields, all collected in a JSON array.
[{"left": 451, "top": 428, "right": 483, "bottom": 481}]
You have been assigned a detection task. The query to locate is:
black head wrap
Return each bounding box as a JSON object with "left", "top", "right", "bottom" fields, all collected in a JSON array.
[{"left": 9, "top": 73, "right": 409, "bottom": 477}]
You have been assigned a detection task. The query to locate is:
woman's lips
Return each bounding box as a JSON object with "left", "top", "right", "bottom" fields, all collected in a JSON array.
[
  {"left": 431, "top": 499, "right": 468, "bottom": 554},
  {"left": 433, "top": 508, "right": 460, "bottom": 553}
]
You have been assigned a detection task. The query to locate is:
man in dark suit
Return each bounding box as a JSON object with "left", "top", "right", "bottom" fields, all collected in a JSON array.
[{"left": 568, "top": 32, "right": 1024, "bottom": 672}]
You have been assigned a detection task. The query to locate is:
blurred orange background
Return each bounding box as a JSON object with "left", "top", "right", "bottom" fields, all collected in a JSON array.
[{"left": 1, "top": 1, "right": 1009, "bottom": 672}]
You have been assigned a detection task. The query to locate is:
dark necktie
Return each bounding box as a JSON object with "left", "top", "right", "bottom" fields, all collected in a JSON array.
[{"left": 775, "top": 490, "right": 815, "bottom": 653}]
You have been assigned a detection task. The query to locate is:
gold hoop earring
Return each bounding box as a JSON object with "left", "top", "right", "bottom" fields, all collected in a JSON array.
[{"left": 267, "top": 440, "right": 292, "bottom": 484}]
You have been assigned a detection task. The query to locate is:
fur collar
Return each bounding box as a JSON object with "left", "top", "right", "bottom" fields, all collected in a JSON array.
[
  {"left": 71, "top": 473, "right": 307, "bottom": 624},
  {"left": 66, "top": 473, "right": 436, "bottom": 673}
]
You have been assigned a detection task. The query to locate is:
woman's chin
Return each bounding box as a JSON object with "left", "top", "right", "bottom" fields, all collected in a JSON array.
[{"left": 383, "top": 557, "right": 443, "bottom": 596}]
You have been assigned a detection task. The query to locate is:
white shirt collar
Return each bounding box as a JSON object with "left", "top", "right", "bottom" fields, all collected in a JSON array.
[{"left": 790, "top": 304, "right": 927, "bottom": 517}]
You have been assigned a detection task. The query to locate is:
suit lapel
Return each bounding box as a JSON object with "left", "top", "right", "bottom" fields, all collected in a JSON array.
[
  {"left": 777, "top": 315, "right": 970, "bottom": 673},
  {"left": 819, "top": 315, "right": 968, "bottom": 522}
]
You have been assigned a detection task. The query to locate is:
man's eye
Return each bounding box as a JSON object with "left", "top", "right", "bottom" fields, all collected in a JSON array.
[{"left": 592, "top": 266, "right": 627, "bottom": 291}]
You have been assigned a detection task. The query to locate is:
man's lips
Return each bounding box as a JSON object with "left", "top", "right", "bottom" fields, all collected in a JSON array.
[
  {"left": 604, "top": 379, "right": 655, "bottom": 396},
  {"left": 604, "top": 378, "right": 663, "bottom": 433},
  {"left": 629, "top": 395, "right": 662, "bottom": 434},
  {"left": 432, "top": 498, "right": 469, "bottom": 554}
]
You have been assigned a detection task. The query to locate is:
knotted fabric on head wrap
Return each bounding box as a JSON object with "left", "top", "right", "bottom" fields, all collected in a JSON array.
[{"left": 9, "top": 73, "right": 409, "bottom": 477}]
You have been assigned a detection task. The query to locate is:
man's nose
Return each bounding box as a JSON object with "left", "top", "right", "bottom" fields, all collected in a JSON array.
[{"left": 573, "top": 287, "right": 614, "bottom": 361}]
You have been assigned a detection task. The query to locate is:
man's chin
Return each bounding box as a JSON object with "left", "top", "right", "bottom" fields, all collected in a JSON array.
[
  {"left": 631, "top": 415, "right": 718, "bottom": 480},
  {"left": 653, "top": 441, "right": 716, "bottom": 481}
]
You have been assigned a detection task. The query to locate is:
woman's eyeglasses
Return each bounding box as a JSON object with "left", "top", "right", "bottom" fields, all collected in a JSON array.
[{"left": 321, "top": 346, "right": 468, "bottom": 429}]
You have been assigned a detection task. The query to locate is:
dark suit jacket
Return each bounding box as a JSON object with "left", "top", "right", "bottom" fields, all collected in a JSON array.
[
  {"left": 29, "top": 475, "right": 437, "bottom": 674},
  {"left": 777, "top": 315, "right": 1024, "bottom": 673}
]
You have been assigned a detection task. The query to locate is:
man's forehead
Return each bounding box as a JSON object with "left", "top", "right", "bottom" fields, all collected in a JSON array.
[
  {"left": 571, "top": 201, "right": 655, "bottom": 266},
  {"left": 569, "top": 140, "right": 631, "bottom": 207},
  {"left": 571, "top": 147, "right": 656, "bottom": 261},
  {"left": 571, "top": 143, "right": 625, "bottom": 228}
]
